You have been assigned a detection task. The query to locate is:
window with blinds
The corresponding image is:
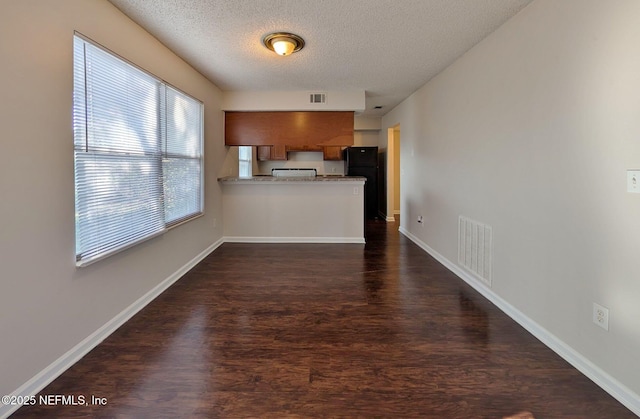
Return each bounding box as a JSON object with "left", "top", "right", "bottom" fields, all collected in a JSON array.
[
  {"left": 238, "top": 146, "right": 252, "bottom": 178},
  {"left": 73, "top": 34, "right": 203, "bottom": 267}
]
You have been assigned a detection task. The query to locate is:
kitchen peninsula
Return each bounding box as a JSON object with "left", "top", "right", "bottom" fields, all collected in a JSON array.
[{"left": 219, "top": 175, "right": 366, "bottom": 243}]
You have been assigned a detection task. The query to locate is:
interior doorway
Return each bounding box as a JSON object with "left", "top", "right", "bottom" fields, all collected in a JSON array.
[{"left": 386, "top": 124, "right": 401, "bottom": 222}]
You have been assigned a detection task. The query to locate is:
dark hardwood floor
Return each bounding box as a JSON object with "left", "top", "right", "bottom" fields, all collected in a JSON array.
[{"left": 12, "top": 219, "right": 635, "bottom": 418}]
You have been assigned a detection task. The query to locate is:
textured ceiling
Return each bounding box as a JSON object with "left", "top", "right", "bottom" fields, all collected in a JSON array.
[{"left": 108, "top": 0, "right": 532, "bottom": 116}]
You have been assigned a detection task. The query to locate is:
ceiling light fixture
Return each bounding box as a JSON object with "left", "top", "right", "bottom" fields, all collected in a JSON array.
[{"left": 262, "top": 32, "right": 305, "bottom": 56}]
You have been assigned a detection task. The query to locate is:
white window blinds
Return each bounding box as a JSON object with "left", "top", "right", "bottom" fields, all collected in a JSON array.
[
  {"left": 238, "top": 146, "right": 252, "bottom": 178},
  {"left": 73, "top": 34, "right": 203, "bottom": 267},
  {"left": 164, "top": 87, "right": 203, "bottom": 224}
]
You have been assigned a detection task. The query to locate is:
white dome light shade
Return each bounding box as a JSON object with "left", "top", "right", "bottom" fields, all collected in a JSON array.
[
  {"left": 263, "top": 32, "right": 305, "bottom": 56},
  {"left": 272, "top": 37, "right": 296, "bottom": 56}
]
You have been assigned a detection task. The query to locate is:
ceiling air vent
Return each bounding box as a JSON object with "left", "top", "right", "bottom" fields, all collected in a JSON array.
[{"left": 309, "top": 93, "right": 326, "bottom": 104}]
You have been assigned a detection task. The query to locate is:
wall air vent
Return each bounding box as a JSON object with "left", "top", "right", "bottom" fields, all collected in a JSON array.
[
  {"left": 458, "top": 216, "right": 492, "bottom": 286},
  {"left": 309, "top": 93, "right": 326, "bottom": 104}
]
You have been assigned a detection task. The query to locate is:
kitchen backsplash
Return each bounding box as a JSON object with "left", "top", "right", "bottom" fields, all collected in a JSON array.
[{"left": 257, "top": 151, "right": 345, "bottom": 175}]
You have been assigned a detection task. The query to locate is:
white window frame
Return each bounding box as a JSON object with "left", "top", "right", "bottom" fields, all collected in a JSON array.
[{"left": 73, "top": 33, "right": 204, "bottom": 267}]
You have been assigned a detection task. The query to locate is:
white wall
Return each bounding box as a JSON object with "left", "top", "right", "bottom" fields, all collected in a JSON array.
[
  {"left": 222, "top": 90, "right": 365, "bottom": 112},
  {"left": 354, "top": 116, "right": 382, "bottom": 131},
  {"left": 0, "top": 0, "right": 224, "bottom": 401},
  {"left": 257, "top": 151, "right": 345, "bottom": 175},
  {"left": 222, "top": 181, "right": 365, "bottom": 242},
  {"left": 382, "top": 0, "right": 640, "bottom": 410},
  {"left": 354, "top": 131, "right": 380, "bottom": 147},
  {"left": 382, "top": 0, "right": 640, "bottom": 413}
]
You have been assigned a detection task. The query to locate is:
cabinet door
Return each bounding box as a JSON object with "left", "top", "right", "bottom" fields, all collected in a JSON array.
[
  {"left": 256, "top": 145, "right": 288, "bottom": 161},
  {"left": 271, "top": 145, "right": 287, "bottom": 160},
  {"left": 323, "top": 146, "right": 343, "bottom": 161},
  {"left": 257, "top": 146, "right": 271, "bottom": 161}
]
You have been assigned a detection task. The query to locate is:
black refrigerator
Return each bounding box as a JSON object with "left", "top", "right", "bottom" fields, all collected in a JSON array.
[{"left": 345, "top": 146, "right": 378, "bottom": 219}]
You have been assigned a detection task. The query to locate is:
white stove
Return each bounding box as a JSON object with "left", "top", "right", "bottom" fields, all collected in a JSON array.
[{"left": 271, "top": 168, "right": 317, "bottom": 177}]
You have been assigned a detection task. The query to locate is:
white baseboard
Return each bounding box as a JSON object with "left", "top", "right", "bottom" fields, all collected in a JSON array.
[
  {"left": 376, "top": 210, "right": 394, "bottom": 222},
  {"left": 398, "top": 226, "right": 640, "bottom": 417},
  {"left": 223, "top": 236, "right": 365, "bottom": 244},
  {"left": 380, "top": 211, "right": 396, "bottom": 222},
  {"left": 0, "top": 238, "right": 224, "bottom": 419},
  {"left": 7, "top": 230, "right": 639, "bottom": 418},
  {"left": 2, "top": 234, "right": 369, "bottom": 419}
]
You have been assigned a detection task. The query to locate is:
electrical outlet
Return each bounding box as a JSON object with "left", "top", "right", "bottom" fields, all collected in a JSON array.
[
  {"left": 417, "top": 215, "right": 423, "bottom": 224},
  {"left": 628, "top": 170, "right": 640, "bottom": 193},
  {"left": 593, "top": 303, "right": 609, "bottom": 331}
]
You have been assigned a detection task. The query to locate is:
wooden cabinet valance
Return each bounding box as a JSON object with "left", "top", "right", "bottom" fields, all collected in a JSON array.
[
  {"left": 322, "top": 146, "right": 343, "bottom": 161},
  {"left": 257, "top": 145, "right": 287, "bottom": 161},
  {"left": 225, "top": 111, "right": 354, "bottom": 147},
  {"left": 257, "top": 145, "right": 345, "bottom": 161}
]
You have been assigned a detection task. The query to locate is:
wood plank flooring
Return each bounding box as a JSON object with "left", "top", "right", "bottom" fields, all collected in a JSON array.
[{"left": 11, "top": 219, "right": 635, "bottom": 418}]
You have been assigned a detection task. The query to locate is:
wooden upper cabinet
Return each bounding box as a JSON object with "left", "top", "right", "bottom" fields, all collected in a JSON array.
[
  {"left": 322, "top": 146, "right": 343, "bottom": 161},
  {"left": 270, "top": 145, "right": 287, "bottom": 160},
  {"left": 257, "top": 145, "right": 288, "bottom": 161},
  {"left": 286, "top": 144, "right": 322, "bottom": 152},
  {"left": 257, "top": 146, "right": 271, "bottom": 161},
  {"left": 225, "top": 111, "right": 354, "bottom": 147}
]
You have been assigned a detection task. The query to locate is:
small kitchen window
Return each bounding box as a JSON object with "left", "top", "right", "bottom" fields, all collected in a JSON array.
[{"left": 238, "top": 146, "right": 253, "bottom": 178}]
